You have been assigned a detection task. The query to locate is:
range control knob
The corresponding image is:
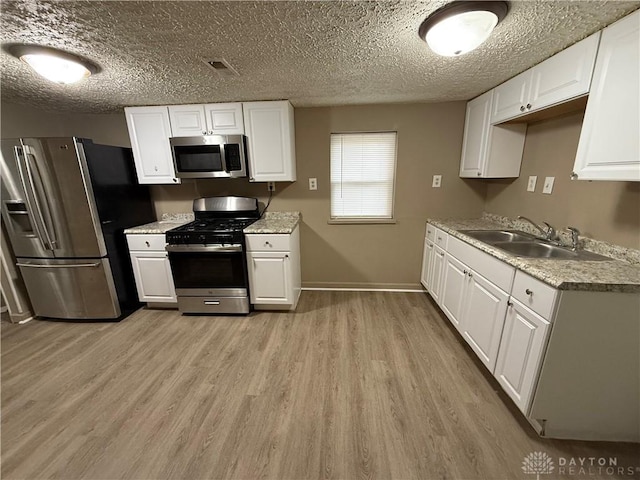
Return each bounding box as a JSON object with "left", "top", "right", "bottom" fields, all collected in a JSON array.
[{"left": 198, "top": 234, "right": 206, "bottom": 244}]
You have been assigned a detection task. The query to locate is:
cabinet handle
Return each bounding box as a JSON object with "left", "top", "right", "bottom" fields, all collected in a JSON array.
[
  {"left": 204, "top": 300, "right": 220, "bottom": 305},
  {"left": 525, "top": 288, "right": 533, "bottom": 295},
  {"left": 476, "top": 172, "right": 481, "bottom": 176},
  {"left": 526, "top": 103, "right": 532, "bottom": 109},
  {"left": 570, "top": 172, "right": 578, "bottom": 180},
  {"left": 173, "top": 178, "right": 178, "bottom": 183},
  {"left": 463, "top": 269, "right": 468, "bottom": 274},
  {"left": 520, "top": 105, "right": 525, "bottom": 112},
  {"left": 507, "top": 300, "right": 513, "bottom": 307},
  {"left": 145, "top": 241, "right": 150, "bottom": 247},
  {"left": 468, "top": 272, "right": 473, "bottom": 278},
  {"left": 285, "top": 254, "right": 289, "bottom": 258},
  {"left": 265, "top": 241, "right": 271, "bottom": 246},
  {"left": 250, "top": 177, "right": 255, "bottom": 181},
  {"left": 437, "top": 252, "right": 444, "bottom": 257},
  {"left": 202, "top": 130, "right": 207, "bottom": 135}
]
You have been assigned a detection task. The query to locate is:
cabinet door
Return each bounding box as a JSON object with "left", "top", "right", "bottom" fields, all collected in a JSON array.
[
  {"left": 420, "top": 239, "right": 434, "bottom": 290},
  {"left": 204, "top": 103, "right": 244, "bottom": 134},
  {"left": 124, "top": 106, "right": 179, "bottom": 184},
  {"left": 529, "top": 33, "right": 599, "bottom": 112},
  {"left": 247, "top": 251, "right": 292, "bottom": 304},
  {"left": 491, "top": 70, "right": 532, "bottom": 124},
  {"left": 461, "top": 271, "right": 509, "bottom": 372},
  {"left": 168, "top": 105, "right": 207, "bottom": 137},
  {"left": 440, "top": 253, "right": 469, "bottom": 331},
  {"left": 129, "top": 251, "right": 177, "bottom": 303},
  {"left": 573, "top": 11, "right": 640, "bottom": 181},
  {"left": 243, "top": 101, "right": 297, "bottom": 182},
  {"left": 460, "top": 90, "right": 492, "bottom": 178},
  {"left": 429, "top": 246, "right": 446, "bottom": 305},
  {"left": 494, "top": 299, "right": 551, "bottom": 414}
]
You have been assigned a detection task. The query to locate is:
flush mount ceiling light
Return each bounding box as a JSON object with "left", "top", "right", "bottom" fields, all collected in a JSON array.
[
  {"left": 6, "top": 44, "right": 99, "bottom": 84},
  {"left": 419, "top": 1, "right": 509, "bottom": 57}
]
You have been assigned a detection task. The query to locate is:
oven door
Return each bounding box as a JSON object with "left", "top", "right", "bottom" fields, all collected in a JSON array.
[{"left": 167, "top": 245, "right": 248, "bottom": 295}]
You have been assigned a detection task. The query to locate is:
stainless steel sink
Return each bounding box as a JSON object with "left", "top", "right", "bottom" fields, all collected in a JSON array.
[
  {"left": 460, "top": 230, "right": 536, "bottom": 243},
  {"left": 490, "top": 241, "right": 611, "bottom": 261},
  {"left": 457, "top": 229, "right": 612, "bottom": 261}
]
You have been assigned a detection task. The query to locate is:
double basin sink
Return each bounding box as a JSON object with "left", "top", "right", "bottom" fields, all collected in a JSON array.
[{"left": 459, "top": 230, "right": 611, "bottom": 261}]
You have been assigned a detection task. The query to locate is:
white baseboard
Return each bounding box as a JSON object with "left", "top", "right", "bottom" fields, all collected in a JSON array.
[{"left": 302, "top": 287, "right": 425, "bottom": 293}]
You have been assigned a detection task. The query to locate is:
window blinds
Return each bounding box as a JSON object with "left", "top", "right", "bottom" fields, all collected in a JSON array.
[{"left": 330, "top": 132, "right": 397, "bottom": 219}]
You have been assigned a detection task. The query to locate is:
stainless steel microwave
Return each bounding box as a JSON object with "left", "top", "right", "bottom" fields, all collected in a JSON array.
[{"left": 170, "top": 134, "right": 248, "bottom": 179}]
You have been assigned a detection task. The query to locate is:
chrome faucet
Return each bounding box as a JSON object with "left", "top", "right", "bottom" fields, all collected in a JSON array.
[
  {"left": 567, "top": 226, "right": 581, "bottom": 250},
  {"left": 517, "top": 216, "right": 558, "bottom": 242}
]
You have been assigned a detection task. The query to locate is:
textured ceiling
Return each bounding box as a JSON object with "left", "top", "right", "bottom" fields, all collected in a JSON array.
[{"left": 1, "top": 1, "right": 639, "bottom": 113}]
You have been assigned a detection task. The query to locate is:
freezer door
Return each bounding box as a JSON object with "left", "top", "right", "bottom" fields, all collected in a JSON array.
[
  {"left": 0, "top": 139, "right": 54, "bottom": 258},
  {"left": 16, "top": 258, "right": 120, "bottom": 319},
  {"left": 18, "top": 138, "right": 107, "bottom": 258}
]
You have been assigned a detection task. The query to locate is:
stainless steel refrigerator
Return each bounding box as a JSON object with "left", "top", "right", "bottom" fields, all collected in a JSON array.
[{"left": 1, "top": 137, "right": 155, "bottom": 320}]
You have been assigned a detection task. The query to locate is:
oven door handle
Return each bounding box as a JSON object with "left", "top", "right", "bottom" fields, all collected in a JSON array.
[{"left": 165, "top": 244, "right": 243, "bottom": 253}]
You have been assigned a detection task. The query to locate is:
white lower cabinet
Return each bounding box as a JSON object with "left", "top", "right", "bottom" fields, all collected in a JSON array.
[
  {"left": 246, "top": 226, "right": 301, "bottom": 310},
  {"left": 440, "top": 253, "right": 468, "bottom": 331},
  {"left": 420, "top": 237, "right": 433, "bottom": 290},
  {"left": 461, "top": 270, "right": 509, "bottom": 371},
  {"left": 126, "top": 234, "right": 177, "bottom": 303},
  {"left": 494, "top": 299, "right": 550, "bottom": 414},
  {"left": 428, "top": 244, "right": 446, "bottom": 304}
]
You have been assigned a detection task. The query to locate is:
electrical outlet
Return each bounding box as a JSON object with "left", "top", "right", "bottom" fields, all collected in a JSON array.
[
  {"left": 432, "top": 175, "right": 442, "bottom": 188},
  {"left": 309, "top": 178, "right": 317, "bottom": 191},
  {"left": 527, "top": 176, "right": 537, "bottom": 192},
  {"left": 542, "top": 176, "right": 555, "bottom": 194},
  {"left": 267, "top": 182, "right": 275, "bottom": 192}
]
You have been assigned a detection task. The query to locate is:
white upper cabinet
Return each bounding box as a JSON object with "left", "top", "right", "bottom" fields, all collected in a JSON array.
[
  {"left": 243, "top": 100, "right": 297, "bottom": 182},
  {"left": 573, "top": 10, "right": 640, "bottom": 181},
  {"left": 491, "top": 32, "right": 600, "bottom": 124},
  {"left": 169, "top": 103, "right": 244, "bottom": 137},
  {"left": 204, "top": 103, "right": 244, "bottom": 135},
  {"left": 168, "top": 105, "right": 208, "bottom": 137},
  {"left": 460, "top": 90, "right": 527, "bottom": 178},
  {"left": 124, "top": 106, "right": 180, "bottom": 184}
]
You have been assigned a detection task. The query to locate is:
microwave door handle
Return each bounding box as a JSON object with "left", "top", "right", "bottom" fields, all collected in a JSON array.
[
  {"left": 13, "top": 146, "right": 51, "bottom": 250},
  {"left": 23, "top": 146, "right": 58, "bottom": 249},
  {"left": 220, "top": 143, "right": 230, "bottom": 173}
]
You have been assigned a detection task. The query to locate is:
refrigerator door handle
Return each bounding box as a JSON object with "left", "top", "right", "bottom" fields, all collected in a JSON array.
[
  {"left": 16, "top": 262, "right": 101, "bottom": 269},
  {"left": 13, "top": 146, "right": 51, "bottom": 250},
  {"left": 23, "top": 146, "right": 58, "bottom": 249}
]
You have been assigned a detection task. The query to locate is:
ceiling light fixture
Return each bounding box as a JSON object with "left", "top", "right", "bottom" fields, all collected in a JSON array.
[
  {"left": 7, "top": 45, "right": 99, "bottom": 84},
  {"left": 419, "top": 1, "right": 509, "bottom": 57}
]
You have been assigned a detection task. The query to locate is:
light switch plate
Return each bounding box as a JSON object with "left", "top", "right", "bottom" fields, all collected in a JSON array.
[
  {"left": 432, "top": 175, "right": 442, "bottom": 188},
  {"left": 527, "top": 176, "right": 537, "bottom": 192},
  {"left": 542, "top": 176, "right": 555, "bottom": 194},
  {"left": 309, "top": 178, "right": 317, "bottom": 191}
]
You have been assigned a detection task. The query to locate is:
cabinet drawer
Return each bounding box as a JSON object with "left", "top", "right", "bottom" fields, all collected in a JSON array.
[
  {"left": 126, "top": 234, "right": 167, "bottom": 252},
  {"left": 245, "top": 234, "right": 291, "bottom": 252},
  {"left": 434, "top": 228, "right": 448, "bottom": 249},
  {"left": 511, "top": 271, "right": 558, "bottom": 319},
  {"left": 447, "top": 235, "right": 515, "bottom": 292},
  {"left": 426, "top": 223, "right": 436, "bottom": 241}
]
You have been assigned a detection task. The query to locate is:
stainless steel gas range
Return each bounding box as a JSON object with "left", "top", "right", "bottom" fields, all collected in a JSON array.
[{"left": 165, "top": 196, "right": 260, "bottom": 315}]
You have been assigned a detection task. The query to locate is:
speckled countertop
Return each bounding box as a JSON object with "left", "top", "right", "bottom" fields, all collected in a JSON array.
[
  {"left": 123, "top": 213, "right": 194, "bottom": 234},
  {"left": 428, "top": 215, "right": 640, "bottom": 293},
  {"left": 244, "top": 211, "right": 301, "bottom": 234}
]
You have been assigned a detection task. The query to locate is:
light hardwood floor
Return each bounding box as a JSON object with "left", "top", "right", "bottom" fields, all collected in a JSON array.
[{"left": 2, "top": 291, "right": 638, "bottom": 479}]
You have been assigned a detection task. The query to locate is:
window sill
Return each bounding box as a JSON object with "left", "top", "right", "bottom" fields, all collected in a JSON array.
[{"left": 327, "top": 218, "right": 396, "bottom": 225}]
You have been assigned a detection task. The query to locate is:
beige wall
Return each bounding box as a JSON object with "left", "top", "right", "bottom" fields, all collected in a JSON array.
[
  {"left": 2, "top": 99, "right": 637, "bottom": 288},
  {"left": 154, "top": 103, "right": 487, "bottom": 288},
  {"left": 1, "top": 101, "right": 131, "bottom": 147},
  {"left": 485, "top": 112, "right": 640, "bottom": 249}
]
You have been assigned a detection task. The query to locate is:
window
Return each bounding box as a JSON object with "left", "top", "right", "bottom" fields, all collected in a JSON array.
[{"left": 330, "top": 132, "right": 397, "bottom": 220}]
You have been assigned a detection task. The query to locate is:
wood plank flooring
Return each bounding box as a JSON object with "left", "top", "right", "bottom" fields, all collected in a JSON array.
[{"left": 2, "top": 291, "right": 638, "bottom": 479}]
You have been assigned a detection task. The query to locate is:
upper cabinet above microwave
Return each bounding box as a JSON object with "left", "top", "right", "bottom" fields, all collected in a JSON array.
[
  {"left": 125, "top": 100, "right": 297, "bottom": 184},
  {"left": 168, "top": 103, "right": 245, "bottom": 137},
  {"left": 491, "top": 32, "right": 600, "bottom": 124}
]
